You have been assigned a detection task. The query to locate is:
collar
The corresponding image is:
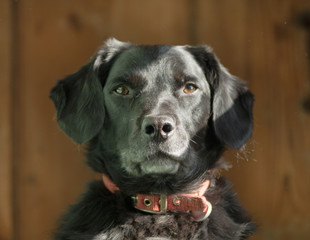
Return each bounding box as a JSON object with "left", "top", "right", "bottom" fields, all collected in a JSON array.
[{"left": 102, "top": 174, "right": 212, "bottom": 222}]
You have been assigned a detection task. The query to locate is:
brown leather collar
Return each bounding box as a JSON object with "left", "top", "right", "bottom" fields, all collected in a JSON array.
[{"left": 102, "top": 174, "right": 212, "bottom": 222}]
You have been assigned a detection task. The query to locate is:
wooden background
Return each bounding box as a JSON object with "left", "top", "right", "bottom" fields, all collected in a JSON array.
[{"left": 1, "top": 0, "right": 310, "bottom": 239}]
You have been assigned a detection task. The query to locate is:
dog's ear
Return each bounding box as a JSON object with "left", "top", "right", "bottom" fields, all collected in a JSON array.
[
  {"left": 212, "top": 64, "right": 254, "bottom": 149},
  {"left": 187, "top": 46, "right": 254, "bottom": 149},
  {"left": 50, "top": 38, "right": 130, "bottom": 144}
]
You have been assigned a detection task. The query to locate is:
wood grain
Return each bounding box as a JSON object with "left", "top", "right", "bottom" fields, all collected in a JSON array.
[
  {"left": 13, "top": 0, "right": 190, "bottom": 239},
  {"left": 0, "top": 1, "right": 13, "bottom": 239},
  {"left": 197, "top": 0, "right": 310, "bottom": 239},
  {"left": 2, "top": 0, "right": 310, "bottom": 239}
]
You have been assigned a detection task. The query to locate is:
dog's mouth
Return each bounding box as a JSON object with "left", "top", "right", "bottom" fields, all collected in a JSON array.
[
  {"left": 120, "top": 150, "right": 185, "bottom": 176},
  {"left": 119, "top": 136, "right": 189, "bottom": 176},
  {"left": 139, "top": 157, "right": 180, "bottom": 175},
  {"left": 138, "top": 151, "right": 183, "bottom": 175}
]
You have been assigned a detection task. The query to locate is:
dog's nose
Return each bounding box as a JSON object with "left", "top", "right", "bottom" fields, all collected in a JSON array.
[{"left": 142, "top": 115, "right": 175, "bottom": 140}]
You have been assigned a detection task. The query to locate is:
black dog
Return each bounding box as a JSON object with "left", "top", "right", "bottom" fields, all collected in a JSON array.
[{"left": 50, "top": 38, "right": 256, "bottom": 240}]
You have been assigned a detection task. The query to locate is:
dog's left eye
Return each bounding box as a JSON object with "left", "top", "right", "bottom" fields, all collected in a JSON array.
[
  {"left": 114, "top": 86, "right": 130, "bottom": 96},
  {"left": 183, "top": 84, "right": 198, "bottom": 94}
]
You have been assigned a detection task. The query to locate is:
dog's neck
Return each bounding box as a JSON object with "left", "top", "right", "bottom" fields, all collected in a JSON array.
[{"left": 102, "top": 174, "right": 212, "bottom": 221}]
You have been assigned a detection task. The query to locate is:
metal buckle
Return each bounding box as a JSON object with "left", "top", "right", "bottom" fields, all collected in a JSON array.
[
  {"left": 132, "top": 194, "right": 168, "bottom": 214},
  {"left": 158, "top": 194, "right": 167, "bottom": 213}
]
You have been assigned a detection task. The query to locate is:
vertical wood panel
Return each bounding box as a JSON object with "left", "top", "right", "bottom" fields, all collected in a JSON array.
[
  {"left": 14, "top": 1, "right": 100, "bottom": 239},
  {"left": 196, "top": 0, "right": 248, "bottom": 76},
  {"left": 14, "top": 0, "right": 190, "bottom": 239},
  {"left": 0, "top": 0, "right": 13, "bottom": 239},
  {"left": 197, "top": 0, "right": 310, "bottom": 239},
  {"left": 244, "top": 1, "right": 310, "bottom": 239},
  {"left": 6, "top": 0, "right": 310, "bottom": 239}
]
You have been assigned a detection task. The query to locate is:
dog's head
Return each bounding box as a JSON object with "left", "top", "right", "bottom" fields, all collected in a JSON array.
[{"left": 50, "top": 39, "right": 254, "bottom": 192}]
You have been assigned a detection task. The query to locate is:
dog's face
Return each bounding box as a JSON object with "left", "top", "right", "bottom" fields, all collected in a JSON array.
[
  {"left": 101, "top": 46, "right": 211, "bottom": 176},
  {"left": 50, "top": 39, "right": 254, "bottom": 191}
]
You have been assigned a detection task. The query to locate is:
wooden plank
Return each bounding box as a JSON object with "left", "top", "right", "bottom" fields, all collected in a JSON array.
[
  {"left": 14, "top": 0, "right": 190, "bottom": 239},
  {"left": 14, "top": 0, "right": 310, "bottom": 239},
  {"left": 0, "top": 1, "right": 14, "bottom": 240},
  {"left": 196, "top": 0, "right": 249, "bottom": 77},
  {"left": 98, "top": 0, "right": 191, "bottom": 45},
  {"left": 197, "top": 0, "right": 310, "bottom": 239}
]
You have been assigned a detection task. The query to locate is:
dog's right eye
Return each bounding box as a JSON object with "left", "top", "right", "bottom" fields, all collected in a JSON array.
[{"left": 114, "top": 86, "right": 130, "bottom": 96}]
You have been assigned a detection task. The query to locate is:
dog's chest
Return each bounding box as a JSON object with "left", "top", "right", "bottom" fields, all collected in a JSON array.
[{"left": 92, "top": 213, "right": 204, "bottom": 240}]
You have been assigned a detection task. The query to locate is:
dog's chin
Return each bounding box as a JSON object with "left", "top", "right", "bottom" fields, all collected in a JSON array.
[
  {"left": 119, "top": 142, "right": 188, "bottom": 176},
  {"left": 139, "top": 157, "right": 180, "bottom": 175},
  {"left": 121, "top": 153, "right": 182, "bottom": 176}
]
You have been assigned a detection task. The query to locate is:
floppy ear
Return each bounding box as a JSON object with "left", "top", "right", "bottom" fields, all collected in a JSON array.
[
  {"left": 50, "top": 38, "right": 130, "bottom": 144},
  {"left": 212, "top": 64, "right": 254, "bottom": 149},
  {"left": 187, "top": 46, "right": 254, "bottom": 149}
]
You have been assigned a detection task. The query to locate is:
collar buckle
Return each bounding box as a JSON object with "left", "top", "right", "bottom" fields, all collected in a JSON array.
[
  {"left": 158, "top": 194, "right": 167, "bottom": 213},
  {"left": 132, "top": 193, "right": 168, "bottom": 214}
]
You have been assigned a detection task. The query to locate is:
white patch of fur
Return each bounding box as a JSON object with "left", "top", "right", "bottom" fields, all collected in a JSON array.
[
  {"left": 91, "top": 221, "right": 173, "bottom": 240},
  {"left": 92, "top": 226, "right": 131, "bottom": 240},
  {"left": 93, "top": 38, "right": 131, "bottom": 70},
  {"left": 139, "top": 158, "right": 180, "bottom": 175},
  {"left": 145, "top": 238, "right": 171, "bottom": 240},
  {"left": 93, "top": 233, "right": 171, "bottom": 240}
]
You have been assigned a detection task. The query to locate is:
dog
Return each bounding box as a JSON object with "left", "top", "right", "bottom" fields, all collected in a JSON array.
[{"left": 50, "top": 38, "right": 256, "bottom": 240}]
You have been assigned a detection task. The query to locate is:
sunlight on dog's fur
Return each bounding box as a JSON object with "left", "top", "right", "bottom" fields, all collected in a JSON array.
[{"left": 50, "top": 38, "right": 256, "bottom": 240}]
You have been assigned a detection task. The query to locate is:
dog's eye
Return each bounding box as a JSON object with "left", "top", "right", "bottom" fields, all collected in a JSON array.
[
  {"left": 115, "top": 86, "right": 130, "bottom": 96},
  {"left": 183, "top": 84, "right": 197, "bottom": 94}
]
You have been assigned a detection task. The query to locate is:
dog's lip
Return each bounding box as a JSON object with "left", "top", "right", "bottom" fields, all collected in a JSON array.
[
  {"left": 147, "top": 150, "right": 185, "bottom": 162},
  {"left": 139, "top": 152, "right": 181, "bottom": 175}
]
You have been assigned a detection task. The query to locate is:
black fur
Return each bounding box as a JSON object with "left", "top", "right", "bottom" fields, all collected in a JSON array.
[{"left": 50, "top": 38, "right": 256, "bottom": 239}]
